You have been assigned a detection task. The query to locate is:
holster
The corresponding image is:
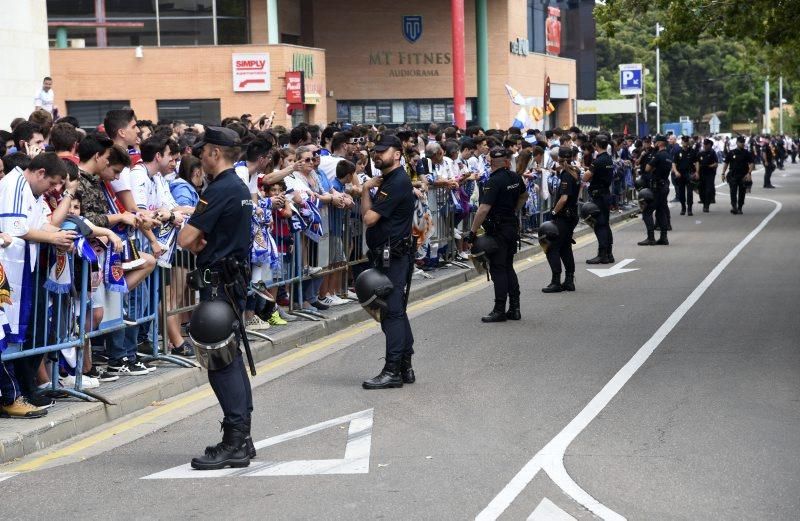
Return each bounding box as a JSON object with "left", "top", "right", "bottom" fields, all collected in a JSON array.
[{"left": 187, "top": 257, "right": 250, "bottom": 291}]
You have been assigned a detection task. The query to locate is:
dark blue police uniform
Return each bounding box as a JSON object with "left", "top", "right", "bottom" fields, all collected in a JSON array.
[
  {"left": 724, "top": 143, "right": 754, "bottom": 213},
  {"left": 648, "top": 142, "right": 672, "bottom": 243},
  {"left": 365, "top": 165, "right": 416, "bottom": 369},
  {"left": 588, "top": 150, "right": 615, "bottom": 263},
  {"left": 674, "top": 144, "right": 698, "bottom": 214}
]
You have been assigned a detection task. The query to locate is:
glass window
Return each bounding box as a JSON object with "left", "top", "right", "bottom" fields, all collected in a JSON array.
[
  {"left": 158, "top": 0, "right": 212, "bottom": 17},
  {"left": 106, "top": 20, "right": 158, "bottom": 46},
  {"left": 66, "top": 100, "right": 131, "bottom": 130},
  {"left": 47, "top": 0, "right": 94, "bottom": 18},
  {"left": 159, "top": 17, "right": 214, "bottom": 45},
  {"left": 157, "top": 99, "right": 220, "bottom": 126},
  {"left": 106, "top": 0, "right": 157, "bottom": 17}
]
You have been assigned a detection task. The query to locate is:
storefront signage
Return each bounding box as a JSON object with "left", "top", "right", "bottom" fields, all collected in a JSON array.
[
  {"left": 284, "top": 71, "right": 304, "bottom": 104},
  {"left": 369, "top": 50, "right": 452, "bottom": 77},
  {"left": 546, "top": 7, "right": 561, "bottom": 56},
  {"left": 403, "top": 15, "right": 423, "bottom": 43},
  {"left": 232, "top": 53, "right": 270, "bottom": 92},
  {"left": 510, "top": 38, "right": 530, "bottom": 56}
]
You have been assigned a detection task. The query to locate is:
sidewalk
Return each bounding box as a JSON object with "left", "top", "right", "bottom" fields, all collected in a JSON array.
[{"left": 0, "top": 208, "right": 639, "bottom": 464}]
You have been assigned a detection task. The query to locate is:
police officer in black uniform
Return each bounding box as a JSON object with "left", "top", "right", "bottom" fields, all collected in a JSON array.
[
  {"left": 465, "top": 147, "right": 527, "bottom": 322},
  {"left": 720, "top": 136, "right": 754, "bottom": 214},
  {"left": 584, "top": 135, "right": 615, "bottom": 264},
  {"left": 542, "top": 146, "right": 580, "bottom": 293},
  {"left": 643, "top": 135, "right": 672, "bottom": 245},
  {"left": 672, "top": 135, "right": 699, "bottom": 216},
  {"left": 697, "top": 138, "right": 718, "bottom": 212},
  {"left": 177, "top": 126, "right": 256, "bottom": 470},
  {"left": 360, "top": 134, "right": 417, "bottom": 390}
]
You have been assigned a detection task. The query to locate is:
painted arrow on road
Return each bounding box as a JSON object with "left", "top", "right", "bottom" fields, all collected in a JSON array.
[
  {"left": 527, "top": 498, "right": 577, "bottom": 520},
  {"left": 587, "top": 258, "right": 639, "bottom": 278}
]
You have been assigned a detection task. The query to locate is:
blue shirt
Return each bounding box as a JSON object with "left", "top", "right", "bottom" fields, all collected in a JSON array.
[{"left": 169, "top": 178, "right": 199, "bottom": 207}]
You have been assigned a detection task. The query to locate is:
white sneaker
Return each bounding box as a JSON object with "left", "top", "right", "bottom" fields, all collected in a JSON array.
[
  {"left": 319, "top": 296, "right": 335, "bottom": 306},
  {"left": 246, "top": 315, "right": 271, "bottom": 330},
  {"left": 329, "top": 295, "right": 348, "bottom": 305},
  {"left": 346, "top": 290, "right": 358, "bottom": 300},
  {"left": 60, "top": 374, "right": 100, "bottom": 390},
  {"left": 454, "top": 228, "right": 462, "bottom": 240}
]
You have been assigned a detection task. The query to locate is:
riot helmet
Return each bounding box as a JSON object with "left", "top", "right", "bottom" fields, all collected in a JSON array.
[
  {"left": 634, "top": 176, "right": 648, "bottom": 191},
  {"left": 580, "top": 202, "right": 601, "bottom": 228},
  {"left": 469, "top": 234, "right": 499, "bottom": 275},
  {"left": 188, "top": 299, "right": 240, "bottom": 370},
  {"left": 354, "top": 268, "right": 394, "bottom": 322},
  {"left": 538, "top": 221, "right": 559, "bottom": 254}
]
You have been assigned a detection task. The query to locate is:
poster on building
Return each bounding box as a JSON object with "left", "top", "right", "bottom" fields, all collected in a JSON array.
[
  {"left": 406, "top": 101, "right": 419, "bottom": 122},
  {"left": 284, "top": 71, "right": 304, "bottom": 104},
  {"left": 546, "top": 7, "right": 561, "bottom": 56},
  {"left": 350, "top": 105, "right": 363, "bottom": 123},
  {"left": 364, "top": 105, "right": 377, "bottom": 123},
  {"left": 378, "top": 102, "right": 392, "bottom": 123},
  {"left": 446, "top": 103, "right": 454, "bottom": 122},
  {"left": 232, "top": 53, "right": 271, "bottom": 92},
  {"left": 419, "top": 104, "right": 432, "bottom": 122},
  {"left": 392, "top": 101, "right": 405, "bottom": 123},
  {"left": 433, "top": 104, "right": 446, "bottom": 122},
  {"left": 336, "top": 102, "right": 349, "bottom": 121}
]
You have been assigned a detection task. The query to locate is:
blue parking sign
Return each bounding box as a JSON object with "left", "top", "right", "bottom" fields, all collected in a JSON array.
[{"left": 619, "top": 64, "right": 643, "bottom": 95}]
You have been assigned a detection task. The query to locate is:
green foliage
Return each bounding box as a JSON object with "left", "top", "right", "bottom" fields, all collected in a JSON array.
[{"left": 593, "top": 5, "right": 799, "bottom": 133}]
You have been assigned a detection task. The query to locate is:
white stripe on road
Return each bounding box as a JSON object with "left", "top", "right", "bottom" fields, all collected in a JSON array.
[
  {"left": 0, "top": 472, "right": 18, "bottom": 482},
  {"left": 477, "top": 194, "right": 783, "bottom": 521},
  {"left": 527, "top": 498, "right": 577, "bottom": 521}
]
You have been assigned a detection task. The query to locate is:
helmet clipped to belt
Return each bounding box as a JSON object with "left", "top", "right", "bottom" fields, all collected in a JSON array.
[
  {"left": 537, "top": 220, "right": 559, "bottom": 254},
  {"left": 634, "top": 176, "right": 648, "bottom": 191},
  {"left": 469, "top": 234, "right": 499, "bottom": 276},
  {"left": 637, "top": 187, "right": 654, "bottom": 210},
  {"left": 580, "top": 202, "right": 601, "bottom": 228},
  {"left": 188, "top": 300, "right": 240, "bottom": 370},
  {"left": 354, "top": 268, "right": 395, "bottom": 322}
]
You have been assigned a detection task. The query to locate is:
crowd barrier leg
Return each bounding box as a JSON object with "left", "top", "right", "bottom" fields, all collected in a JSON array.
[{"left": 149, "top": 267, "right": 196, "bottom": 368}]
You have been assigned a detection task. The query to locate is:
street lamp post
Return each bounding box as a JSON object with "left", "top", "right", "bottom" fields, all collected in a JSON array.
[
  {"left": 779, "top": 76, "right": 784, "bottom": 134},
  {"left": 655, "top": 23, "right": 662, "bottom": 134}
]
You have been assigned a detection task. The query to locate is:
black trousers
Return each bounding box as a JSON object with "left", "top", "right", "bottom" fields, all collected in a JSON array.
[
  {"left": 591, "top": 193, "right": 613, "bottom": 250},
  {"left": 728, "top": 177, "right": 746, "bottom": 210},
  {"left": 200, "top": 286, "right": 253, "bottom": 427},
  {"left": 654, "top": 185, "right": 669, "bottom": 234},
  {"left": 698, "top": 172, "right": 716, "bottom": 206},
  {"left": 764, "top": 162, "right": 775, "bottom": 187},
  {"left": 546, "top": 214, "right": 578, "bottom": 275},
  {"left": 378, "top": 253, "right": 414, "bottom": 364},
  {"left": 675, "top": 176, "right": 694, "bottom": 209},
  {"left": 488, "top": 227, "right": 520, "bottom": 310}
]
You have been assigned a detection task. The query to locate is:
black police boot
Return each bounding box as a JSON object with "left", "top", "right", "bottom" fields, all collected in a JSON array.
[
  {"left": 586, "top": 248, "right": 605, "bottom": 264},
  {"left": 506, "top": 296, "right": 521, "bottom": 320},
  {"left": 604, "top": 246, "right": 615, "bottom": 264},
  {"left": 687, "top": 206, "right": 693, "bottom": 216},
  {"left": 655, "top": 233, "right": 669, "bottom": 246},
  {"left": 362, "top": 362, "right": 403, "bottom": 389},
  {"left": 191, "top": 422, "right": 251, "bottom": 470},
  {"left": 680, "top": 205, "right": 686, "bottom": 215},
  {"left": 703, "top": 205, "right": 709, "bottom": 213},
  {"left": 561, "top": 273, "right": 575, "bottom": 292},
  {"left": 481, "top": 306, "right": 508, "bottom": 322},
  {"left": 730, "top": 206, "right": 738, "bottom": 214},
  {"left": 638, "top": 232, "right": 656, "bottom": 246},
  {"left": 244, "top": 422, "right": 256, "bottom": 459},
  {"left": 400, "top": 354, "right": 415, "bottom": 384},
  {"left": 542, "top": 274, "right": 563, "bottom": 293}
]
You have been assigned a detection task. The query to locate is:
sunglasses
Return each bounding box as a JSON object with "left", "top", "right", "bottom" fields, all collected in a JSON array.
[
  {"left": 300, "top": 157, "right": 314, "bottom": 163},
  {"left": 348, "top": 137, "right": 366, "bottom": 144}
]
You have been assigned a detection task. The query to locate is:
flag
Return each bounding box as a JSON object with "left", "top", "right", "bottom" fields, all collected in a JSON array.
[
  {"left": 543, "top": 76, "right": 552, "bottom": 116},
  {"left": 505, "top": 84, "right": 526, "bottom": 106}
]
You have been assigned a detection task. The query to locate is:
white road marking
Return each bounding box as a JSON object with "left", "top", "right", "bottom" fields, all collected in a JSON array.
[
  {"left": 527, "top": 498, "right": 577, "bottom": 521},
  {"left": 586, "top": 258, "right": 639, "bottom": 278},
  {"left": 477, "top": 195, "right": 782, "bottom": 521},
  {"left": 142, "top": 409, "right": 373, "bottom": 479},
  {"left": 0, "top": 472, "right": 18, "bottom": 482}
]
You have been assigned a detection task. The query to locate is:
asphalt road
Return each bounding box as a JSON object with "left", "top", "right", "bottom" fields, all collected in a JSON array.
[{"left": 1, "top": 165, "right": 798, "bottom": 521}]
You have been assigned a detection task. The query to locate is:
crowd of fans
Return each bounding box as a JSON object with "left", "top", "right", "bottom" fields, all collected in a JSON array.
[{"left": 0, "top": 104, "right": 796, "bottom": 419}]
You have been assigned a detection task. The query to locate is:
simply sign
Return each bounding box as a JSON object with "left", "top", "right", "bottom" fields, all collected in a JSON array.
[
  {"left": 619, "top": 63, "right": 643, "bottom": 96},
  {"left": 232, "top": 53, "right": 271, "bottom": 92}
]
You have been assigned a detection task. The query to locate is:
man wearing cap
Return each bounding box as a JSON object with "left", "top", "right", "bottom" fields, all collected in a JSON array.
[
  {"left": 671, "top": 135, "right": 699, "bottom": 216},
  {"left": 360, "top": 134, "right": 417, "bottom": 390},
  {"left": 583, "top": 135, "right": 616, "bottom": 263},
  {"left": 464, "top": 147, "right": 527, "bottom": 322},
  {"left": 720, "top": 136, "right": 754, "bottom": 214},
  {"left": 643, "top": 135, "right": 672, "bottom": 245},
  {"left": 697, "top": 138, "right": 718, "bottom": 212},
  {"left": 178, "top": 126, "right": 256, "bottom": 469}
]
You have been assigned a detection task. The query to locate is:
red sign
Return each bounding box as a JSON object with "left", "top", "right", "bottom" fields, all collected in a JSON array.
[
  {"left": 231, "top": 53, "right": 271, "bottom": 92},
  {"left": 285, "top": 71, "right": 305, "bottom": 105},
  {"left": 546, "top": 7, "right": 561, "bottom": 56}
]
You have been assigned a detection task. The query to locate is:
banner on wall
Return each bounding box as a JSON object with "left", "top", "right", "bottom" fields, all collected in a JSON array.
[
  {"left": 285, "top": 71, "right": 304, "bottom": 104},
  {"left": 546, "top": 7, "right": 561, "bottom": 56}
]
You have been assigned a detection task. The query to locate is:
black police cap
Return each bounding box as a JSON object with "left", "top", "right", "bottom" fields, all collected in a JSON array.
[
  {"left": 489, "top": 146, "right": 511, "bottom": 159},
  {"left": 736, "top": 135, "right": 746, "bottom": 143},
  {"left": 681, "top": 135, "right": 690, "bottom": 142},
  {"left": 194, "top": 126, "right": 241, "bottom": 148},
  {"left": 703, "top": 138, "right": 713, "bottom": 146},
  {"left": 372, "top": 134, "right": 402, "bottom": 152},
  {"left": 654, "top": 135, "right": 668, "bottom": 143}
]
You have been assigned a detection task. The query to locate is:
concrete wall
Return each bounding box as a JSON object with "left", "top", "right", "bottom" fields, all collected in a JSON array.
[
  {"left": 0, "top": 0, "right": 51, "bottom": 130},
  {"left": 49, "top": 44, "right": 327, "bottom": 128}
]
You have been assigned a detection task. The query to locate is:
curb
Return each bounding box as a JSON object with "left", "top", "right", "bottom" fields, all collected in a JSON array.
[{"left": 0, "top": 209, "right": 639, "bottom": 464}]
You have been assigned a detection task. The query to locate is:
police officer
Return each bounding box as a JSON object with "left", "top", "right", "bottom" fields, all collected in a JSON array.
[
  {"left": 360, "top": 134, "right": 417, "bottom": 389},
  {"left": 542, "top": 146, "right": 580, "bottom": 293},
  {"left": 177, "top": 126, "right": 255, "bottom": 470},
  {"left": 583, "top": 135, "right": 615, "bottom": 264},
  {"left": 720, "top": 136, "right": 754, "bottom": 214},
  {"left": 465, "top": 146, "right": 527, "bottom": 322},
  {"left": 697, "top": 138, "right": 718, "bottom": 212},
  {"left": 671, "top": 135, "right": 699, "bottom": 216},
  {"left": 643, "top": 135, "right": 672, "bottom": 245}
]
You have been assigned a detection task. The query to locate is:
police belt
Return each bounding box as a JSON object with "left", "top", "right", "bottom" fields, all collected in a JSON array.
[
  {"left": 589, "top": 187, "right": 610, "bottom": 198},
  {"left": 187, "top": 257, "right": 248, "bottom": 290},
  {"left": 368, "top": 236, "right": 414, "bottom": 261}
]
